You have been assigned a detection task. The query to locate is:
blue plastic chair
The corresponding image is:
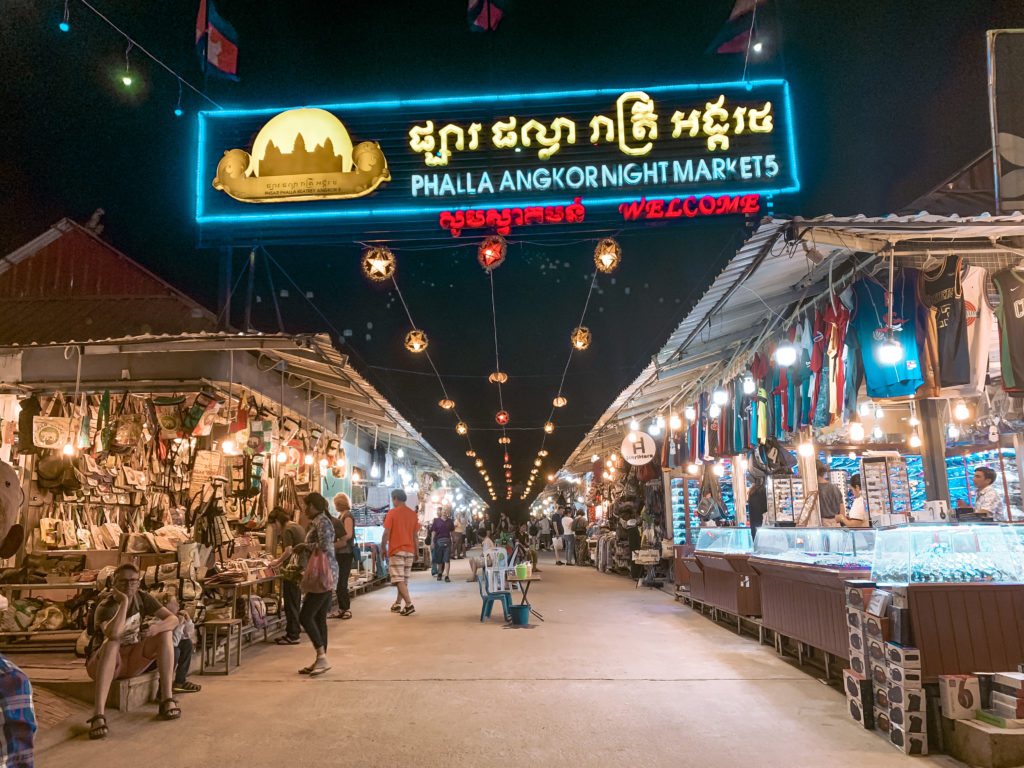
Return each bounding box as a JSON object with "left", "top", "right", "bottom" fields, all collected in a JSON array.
[{"left": 477, "top": 571, "right": 513, "bottom": 622}]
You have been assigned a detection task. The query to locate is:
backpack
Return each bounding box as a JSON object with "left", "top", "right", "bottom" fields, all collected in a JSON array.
[{"left": 247, "top": 595, "right": 267, "bottom": 629}]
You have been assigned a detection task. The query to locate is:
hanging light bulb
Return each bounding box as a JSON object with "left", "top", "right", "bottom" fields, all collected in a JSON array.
[
  {"left": 629, "top": 418, "right": 640, "bottom": 431},
  {"left": 909, "top": 432, "right": 922, "bottom": 449},
  {"left": 438, "top": 399, "right": 455, "bottom": 410},
  {"left": 874, "top": 406, "right": 884, "bottom": 420},
  {"left": 455, "top": 422, "right": 468, "bottom": 435},
  {"left": 775, "top": 342, "right": 797, "bottom": 367},
  {"left": 669, "top": 413, "right": 682, "bottom": 430},
  {"left": 570, "top": 326, "right": 592, "bottom": 351},
  {"left": 742, "top": 375, "right": 756, "bottom": 395},
  {"left": 222, "top": 439, "right": 236, "bottom": 455},
  {"left": 62, "top": 442, "right": 75, "bottom": 456},
  {"left": 466, "top": 450, "right": 476, "bottom": 457},
  {"left": 495, "top": 410, "right": 510, "bottom": 425},
  {"left": 351, "top": 470, "right": 361, "bottom": 483},
  {"left": 877, "top": 336, "right": 904, "bottom": 365},
  {"left": 335, "top": 456, "right": 346, "bottom": 470},
  {"left": 647, "top": 422, "right": 661, "bottom": 437},
  {"left": 591, "top": 454, "right": 599, "bottom": 462},
  {"left": 847, "top": 451, "right": 857, "bottom": 460},
  {"left": 627, "top": 430, "right": 638, "bottom": 442},
  {"left": 712, "top": 462, "right": 725, "bottom": 477},
  {"left": 498, "top": 436, "right": 511, "bottom": 445},
  {"left": 797, "top": 442, "right": 814, "bottom": 457},
  {"left": 908, "top": 414, "right": 920, "bottom": 427},
  {"left": 708, "top": 403, "right": 721, "bottom": 418},
  {"left": 953, "top": 399, "right": 969, "bottom": 421},
  {"left": 370, "top": 463, "right": 380, "bottom": 478},
  {"left": 544, "top": 421, "right": 555, "bottom": 434},
  {"left": 684, "top": 405, "right": 696, "bottom": 421},
  {"left": 304, "top": 453, "right": 314, "bottom": 465},
  {"left": 872, "top": 424, "right": 884, "bottom": 440},
  {"left": 318, "top": 458, "right": 328, "bottom": 470},
  {"left": 849, "top": 421, "right": 865, "bottom": 441},
  {"left": 276, "top": 449, "right": 288, "bottom": 463},
  {"left": 396, "top": 448, "right": 404, "bottom": 459},
  {"left": 538, "top": 449, "right": 548, "bottom": 457},
  {"left": 712, "top": 387, "right": 729, "bottom": 407},
  {"left": 947, "top": 424, "right": 960, "bottom": 440},
  {"left": 656, "top": 415, "right": 666, "bottom": 428},
  {"left": 475, "top": 459, "right": 483, "bottom": 467},
  {"left": 535, "top": 458, "right": 542, "bottom": 467},
  {"left": 858, "top": 401, "right": 871, "bottom": 418}
]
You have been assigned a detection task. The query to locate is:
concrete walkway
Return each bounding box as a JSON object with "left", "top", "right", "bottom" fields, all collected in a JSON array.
[{"left": 37, "top": 551, "right": 962, "bottom": 767}]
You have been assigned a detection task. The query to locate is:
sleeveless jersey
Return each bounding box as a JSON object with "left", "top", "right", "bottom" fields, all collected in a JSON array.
[
  {"left": 946, "top": 265, "right": 994, "bottom": 396},
  {"left": 919, "top": 256, "right": 969, "bottom": 387},
  {"left": 850, "top": 270, "right": 924, "bottom": 399},
  {"left": 993, "top": 269, "right": 1024, "bottom": 395}
]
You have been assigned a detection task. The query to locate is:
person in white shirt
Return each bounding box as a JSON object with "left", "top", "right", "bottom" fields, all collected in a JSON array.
[
  {"left": 836, "top": 474, "right": 869, "bottom": 528},
  {"left": 466, "top": 528, "right": 496, "bottom": 582},
  {"left": 536, "top": 513, "right": 552, "bottom": 550},
  {"left": 561, "top": 512, "right": 576, "bottom": 565},
  {"left": 960, "top": 466, "right": 1013, "bottom": 521}
]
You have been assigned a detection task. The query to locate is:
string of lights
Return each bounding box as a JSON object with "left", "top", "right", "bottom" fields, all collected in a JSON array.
[{"left": 61, "top": 0, "right": 223, "bottom": 114}]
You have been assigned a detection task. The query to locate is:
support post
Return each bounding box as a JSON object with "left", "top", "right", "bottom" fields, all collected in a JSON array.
[
  {"left": 919, "top": 399, "right": 950, "bottom": 506},
  {"left": 218, "top": 248, "right": 232, "bottom": 331},
  {"left": 1014, "top": 434, "right": 1024, "bottom": 512}
]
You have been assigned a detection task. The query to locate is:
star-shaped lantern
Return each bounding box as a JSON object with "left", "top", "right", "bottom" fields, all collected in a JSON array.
[
  {"left": 495, "top": 410, "right": 510, "bottom": 425},
  {"left": 404, "top": 329, "right": 428, "bottom": 353},
  {"left": 593, "top": 238, "right": 621, "bottom": 274},
  {"left": 477, "top": 235, "right": 507, "bottom": 272},
  {"left": 362, "top": 246, "right": 396, "bottom": 282}
]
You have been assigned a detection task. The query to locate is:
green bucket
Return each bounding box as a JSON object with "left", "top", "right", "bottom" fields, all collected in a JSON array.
[
  {"left": 515, "top": 563, "right": 528, "bottom": 579},
  {"left": 509, "top": 604, "right": 530, "bottom": 625}
]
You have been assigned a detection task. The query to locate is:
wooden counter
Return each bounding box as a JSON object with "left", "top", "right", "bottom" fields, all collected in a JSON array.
[
  {"left": 695, "top": 552, "right": 761, "bottom": 617},
  {"left": 680, "top": 556, "right": 705, "bottom": 602},
  {"left": 749, "top": 557, "right": 871, "bottom": 660}
]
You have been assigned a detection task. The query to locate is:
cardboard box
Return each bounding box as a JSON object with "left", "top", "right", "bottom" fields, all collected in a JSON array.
[
  {"left": 992, "top": 692, "right": 1024, "bottom": 719},
  {"left": 845, "top": 669, "right": 873, "bottom": 729},
  {"left": 889, "top": 725, "right": 928, "bottom": 755},
  {"left": 844, "top": 669, "right": 871, "bottom": 700},
  {"left": 874, "top": 706, "right": 891, "bottom": 733},
  {"left": 847, "top": 606, "right": 866, "bottom": 631},
  {"left": 890, "top": 699, "right": 925, "bottom": 729},
  {"left": 889, "top": 605, "right": 913, "bottom": 646},
  {"left": 847, "top": 619, "right": 865, "bottom": 655},
  {"left": 889, "top": 707, "right": 926, "bottom": 734},
  {"left": 889, "top": 685, "right": 925, "bottom": 711},
  {"left": 870, "top": 661, "right": 889, "bottom": 689},
  {"left": 845, "top": 580, "right": 876, "bottom": 610},
  {"left": 867, "top": 637, "right": 886, "bottom": 665},
  {"left": 849, "top": 652, "right": 867, "bottom": 677},
  {"left": 994, "top": 672, "right": 1024, "bottom": 690},
  {"left": 874, "top": 685, "right": 891, "bottom": 710},
  {"left": 847, "top": 692, "right": 874, "bottom": 729},
  {"left": 885, "top": 642, "right": 921, "bottom": 668},
  {"left": 866, "top": 589, "right": 892, "bottom": 618},
  {"left": 889, "top": 585, "right": 909, "bottom": 610},
  {"left": 992, "top": 681, "right": 1024, "bottom": 698},
  {"left": 940, "top": 675, "right": 981, "bottom": 720},
  {"left": 888, "top": 665, "right": 923, "bottom": 687},
  {"left": 865, "top": 615, "right": 891, "bottom": 642},
  {"left": 977, "top": 673, "right": 994, "bottom": 709}
]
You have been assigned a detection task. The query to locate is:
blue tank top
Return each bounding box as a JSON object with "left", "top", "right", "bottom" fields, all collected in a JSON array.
[{"left": 850, "top": 270, "right": 924, "bottom": 398}]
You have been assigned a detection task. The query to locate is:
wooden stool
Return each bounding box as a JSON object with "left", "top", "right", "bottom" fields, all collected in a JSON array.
[{"left": 200, "top": 619, "right": 243, "bottom": 675}]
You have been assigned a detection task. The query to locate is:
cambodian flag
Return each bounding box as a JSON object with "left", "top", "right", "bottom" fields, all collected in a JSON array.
[
  {"left": 196, "top": 0, "right": 239, "bottom": 79},
  {"left": 707, "top": 0, "right": 765, "bottom": 54},
  {"left": 468, "top": 0, "right": 507, "bottom": 32}
]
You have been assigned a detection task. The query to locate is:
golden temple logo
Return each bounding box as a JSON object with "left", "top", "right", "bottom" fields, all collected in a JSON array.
[{"left": 212, "top": 108, "right": 390, "bottom": 203}]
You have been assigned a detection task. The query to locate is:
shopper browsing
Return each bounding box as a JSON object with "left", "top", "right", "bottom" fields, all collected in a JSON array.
[
  {"left": 293, "top": 493, "right": 338, "bottom": 677},
  {"left": 268, "top": 507, "right": 305, "bottom": 645},
  {"left": 382, "top": 489, "right": 420, "bottom": 616},
  {"left": 330, "top": 493, "right": 355, "bottom": 620},
  {"left": 429, "top": 509, "right": 455, "bottom": 582},
  {"left": 157, "top": 594, "right": 201, "bottom": 694},
  {"left": 836, "top": 474, "right": 869, "bottom": 528},
  {"left": 746, "top": 476, "right": 767, "bottom": 538},
  {"left": 536, "top": 512, "right": 552, "bottom": 550},
  {"left": 85, "top": 563, "right": 182, "bottom": 739},
  {"left": 815, "top": 462, "right": 844, "bottom": 527},
  {"left": 561, "top": 509, "right": 576, "bottom": 565},
  {"left": 452, "top": 513, "right": 467, "bottom": 559},
  {"left": 572, "top": 511, "right": 590, "bottom": 566}
]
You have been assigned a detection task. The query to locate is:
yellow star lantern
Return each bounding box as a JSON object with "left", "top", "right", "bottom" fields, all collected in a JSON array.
[
  {"left": 553, "top": 395, "right": 567, "bottom": 408},
  {"left": 594, "top": 238, "right": 621, "bottom": 274},
  {"left": 455, "top": 421, "right": 468, "bottom": 435},
  {"left": 438, "top": 398, "right": 455, "bottom": 410},
  {"left": 570, "top": 326, "right": 592, "bottom": 351},
  {"left": 362, "top": 246, "right": 396, "bottom": 282},
  {"left": 404, "top": 329, "right": 429, "bottom": 353}
]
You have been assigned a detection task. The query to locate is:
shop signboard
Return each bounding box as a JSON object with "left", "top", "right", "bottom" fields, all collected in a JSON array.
[
  {"left": 196, "top": 79, "right": 798, "bottom": 245},
  {"left": 989, "top": 30, "right": 1024, "bottom": 212},
  {"left": 621, "top": 432, "right": 658, "bottom": 466}
]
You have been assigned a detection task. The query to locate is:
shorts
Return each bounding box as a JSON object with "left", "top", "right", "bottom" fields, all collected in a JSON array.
[
  {"left": 86, "top": 637, "right": 159, "bottom": 681},
  {"left": 389, "top": 551, "right": 415, "bottom": 584},
  {"left": 432, "top": 538, "right": 451, "bottom": 565}
]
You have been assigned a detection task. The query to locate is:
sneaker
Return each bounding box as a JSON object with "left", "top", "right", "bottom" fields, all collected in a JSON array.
[
  {"left": 400, "top": 604, "right": 416, "bottom": 616},
  {"left": 444, "top": 576, "right": 451, "bottom": 582},
  {"left": 436, "top": 575, "right": 443, "bottom": 581},
  {"left": 390, "top": 602, "right": 402, "bottom": 613}
]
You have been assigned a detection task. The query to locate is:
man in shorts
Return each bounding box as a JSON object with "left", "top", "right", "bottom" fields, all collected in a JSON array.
[
  {"left": 85, "top": 563, "right": 181, "bottom": 739},
  {"left": 382, "top": 489, "right": 420, "bottom": 616}
]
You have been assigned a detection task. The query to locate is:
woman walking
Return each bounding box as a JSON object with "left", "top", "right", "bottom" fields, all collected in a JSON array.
[
  {"left": 429, "top": 509, "right": 455, "bottom": 582},
  {"left": 293, "top": 493, "right": 337, "bottom": 676},
  {"left": 268, "top": 507, "right": 305, "bottom": 645},
  {"left": 331, "top": 493, "right": 355, "bottom": 620}
]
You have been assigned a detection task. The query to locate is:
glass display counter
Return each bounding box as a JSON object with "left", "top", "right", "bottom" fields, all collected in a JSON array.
[
  {"left": 871, "top": 524, "right": 1024, "bottom": 584},
  {"left": 750, "top": 527, "right": 877, "bottom": 659},
  {"left": 694, "top": 527, "right": 759, "bottom": 617}
]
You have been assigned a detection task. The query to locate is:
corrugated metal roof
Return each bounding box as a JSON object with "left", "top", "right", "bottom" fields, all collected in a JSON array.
[{"left": 561, "top": 210, "right": 1024, "bottom": 473}]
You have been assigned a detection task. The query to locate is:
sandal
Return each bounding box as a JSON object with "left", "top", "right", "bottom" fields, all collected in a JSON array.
[
  {"left": 87, "top": 714, "right": 108, "bottom": 740},
  {"left": 308, "top": 658, "right": 331, "bottom": 677},
  {"left": 339, "top": 610, "right": 352, "bottom": 620},
  {"left": 298, "top": 665, "right": 315, "bottom": 674},
  {"left": 275, "top": 636, "right": 300, "bottom": 645},
  {"left": 158, "top": 698, "right": 181, "bottom": 720},
  {"left": 173, "top": 680, "right": 202, "bottom": 693}
]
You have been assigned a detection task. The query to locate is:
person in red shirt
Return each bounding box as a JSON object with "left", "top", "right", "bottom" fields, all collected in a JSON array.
[{"left": 382, "top": 489, "right": 420, "bottom": 616}]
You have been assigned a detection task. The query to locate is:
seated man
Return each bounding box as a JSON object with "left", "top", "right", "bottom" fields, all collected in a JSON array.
[
  {"left": 158, "top": 594, "right": 201, "bottom": 695},
  {"left": 86, "top": 563, "right": 182, "bottom": 739}
]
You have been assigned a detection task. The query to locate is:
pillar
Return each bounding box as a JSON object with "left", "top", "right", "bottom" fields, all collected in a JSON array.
[{"left": 919, "top": 398, "right": 951, "bottom": 507}]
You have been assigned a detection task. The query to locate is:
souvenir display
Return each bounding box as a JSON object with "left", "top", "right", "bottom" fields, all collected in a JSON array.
[
  {"left": 752, "top": 527, "right": 876, "bottom": 570},
  {"left": 871, "top": 524, "right": 1024, "bottom": 583}
]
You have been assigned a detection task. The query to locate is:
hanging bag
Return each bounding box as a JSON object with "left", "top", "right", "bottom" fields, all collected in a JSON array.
[
  {"left": 300, "top": 550, "right": 333, "bottom": 594},
  {"left": 33, "top": 393, "right": 71, "bottom": 450}
]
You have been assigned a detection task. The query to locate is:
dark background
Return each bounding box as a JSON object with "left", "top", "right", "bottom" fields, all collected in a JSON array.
[{"left": 3, "top": 0, "right": 1022, "bottom": 512}]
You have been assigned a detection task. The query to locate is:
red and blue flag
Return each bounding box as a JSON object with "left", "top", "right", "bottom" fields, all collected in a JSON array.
[{"left": 196, "top": 0, "right": 239, "bottom": 79}]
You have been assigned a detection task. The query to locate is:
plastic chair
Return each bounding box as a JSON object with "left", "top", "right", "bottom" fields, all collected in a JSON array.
[
  {"left": 477, "top": 571, "right": 512, "bottom": 622},
  {"left": 484, "top": 549, "right": 509, "bottom": 592}
]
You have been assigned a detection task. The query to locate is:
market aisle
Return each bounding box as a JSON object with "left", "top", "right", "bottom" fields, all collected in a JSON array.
[{"left": 37, "top": 552, "right": 961, "bottom": 768}]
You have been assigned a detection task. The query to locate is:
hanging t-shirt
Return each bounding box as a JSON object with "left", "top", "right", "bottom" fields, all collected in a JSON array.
[
  {"left": 850, "top": 270, "right": 924, "bottom": 399},
  {"left": 993, "top": 268, "right": 1024, "bottom": 395},
  {"left": 824, "top": 295, "right": 851, "bottom": 423},
  {"left": 919, "top": 256, "right": 971, "bottom": 387},
  {"left": 946, "top": 265, "right": 994, "bottom": 396}
]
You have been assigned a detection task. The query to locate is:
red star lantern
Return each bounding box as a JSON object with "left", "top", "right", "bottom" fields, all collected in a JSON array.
[
  {"left": 495, "top": 410, "right": 510, "bottom": 425},
  {"left": 477, "top": 235, "right": 506, "bottom": 272}
]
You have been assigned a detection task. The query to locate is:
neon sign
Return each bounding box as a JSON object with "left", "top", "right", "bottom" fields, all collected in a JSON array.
[
  {"left": 619, "top": 194, "right": 761, "bottom": 221},
  {"left": 440, "top": 198, "right": 585, "bottom": 237},
  {"left": 196, "top": 80, "right": 798, "bottom": 245}
]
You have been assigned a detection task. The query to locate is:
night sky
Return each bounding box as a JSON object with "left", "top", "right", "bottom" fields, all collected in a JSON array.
[{"left": 4, "top": 0, "right": 1023, "bottom": 511}]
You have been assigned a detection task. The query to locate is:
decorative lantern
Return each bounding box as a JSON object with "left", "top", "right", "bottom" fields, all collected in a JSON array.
[
  {"left": 503, "top": 463, "right": 511, "bottom": 469},
  {"left": 488, "top": 371, "right": 508, "bottom": 384},
  {"left": 498, "top": 436, "right": 511, "bottom": 445},
  {"left": 361, "top": 246, "right": 396, "bottom": 281},
  {"left": 594, "top": 238, "right": 621, "bottom": 273},
  {"left": 538, "top": 449, "right": 548, "bottom": 457},
  {"left": 477, "top": 235, "right": 507, "bottom": 272},
  {"left": 495, "top": 410, "right": 510, "bottom": 425},
  {"left": 505, "top": 471, "right": 512, "bottom": 479},
  {"left": 466, "top": 450, "right": 476, "bottom": 457},
  {"left": 455, "top": 421, "right": 468, "bottom": 435},
  {"left": 404, "top": 329, "right": 429, "bottom": 353},
  {"left": 438, "top": 398, "right": 455, "bottom": 410},
  {"left": 478, "top": 469, "right": 486, "bottom": 475},
  {"left": 553, "top": 395, "right": 567, "bottom": 408},
  {"left": 534, "top": 458, "right": 542, "bottom": 467},
  {"left": 543, "top": 421, "right": 554, "bottom": 434},
  {"left": 570, "top": 326, "right": 592, "bottom": 351},
  {"left": 475, "top": 459, "right": 483, "bottom": 467}
]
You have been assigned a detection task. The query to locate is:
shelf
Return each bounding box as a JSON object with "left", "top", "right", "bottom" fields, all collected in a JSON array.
[{"left": 0, "top": 583, "right": 98, "bottom": 590}]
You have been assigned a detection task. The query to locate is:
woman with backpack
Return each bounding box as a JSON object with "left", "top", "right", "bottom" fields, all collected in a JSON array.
[{"left": 292, "top": 493, "right": 337, "bottom": 677}]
